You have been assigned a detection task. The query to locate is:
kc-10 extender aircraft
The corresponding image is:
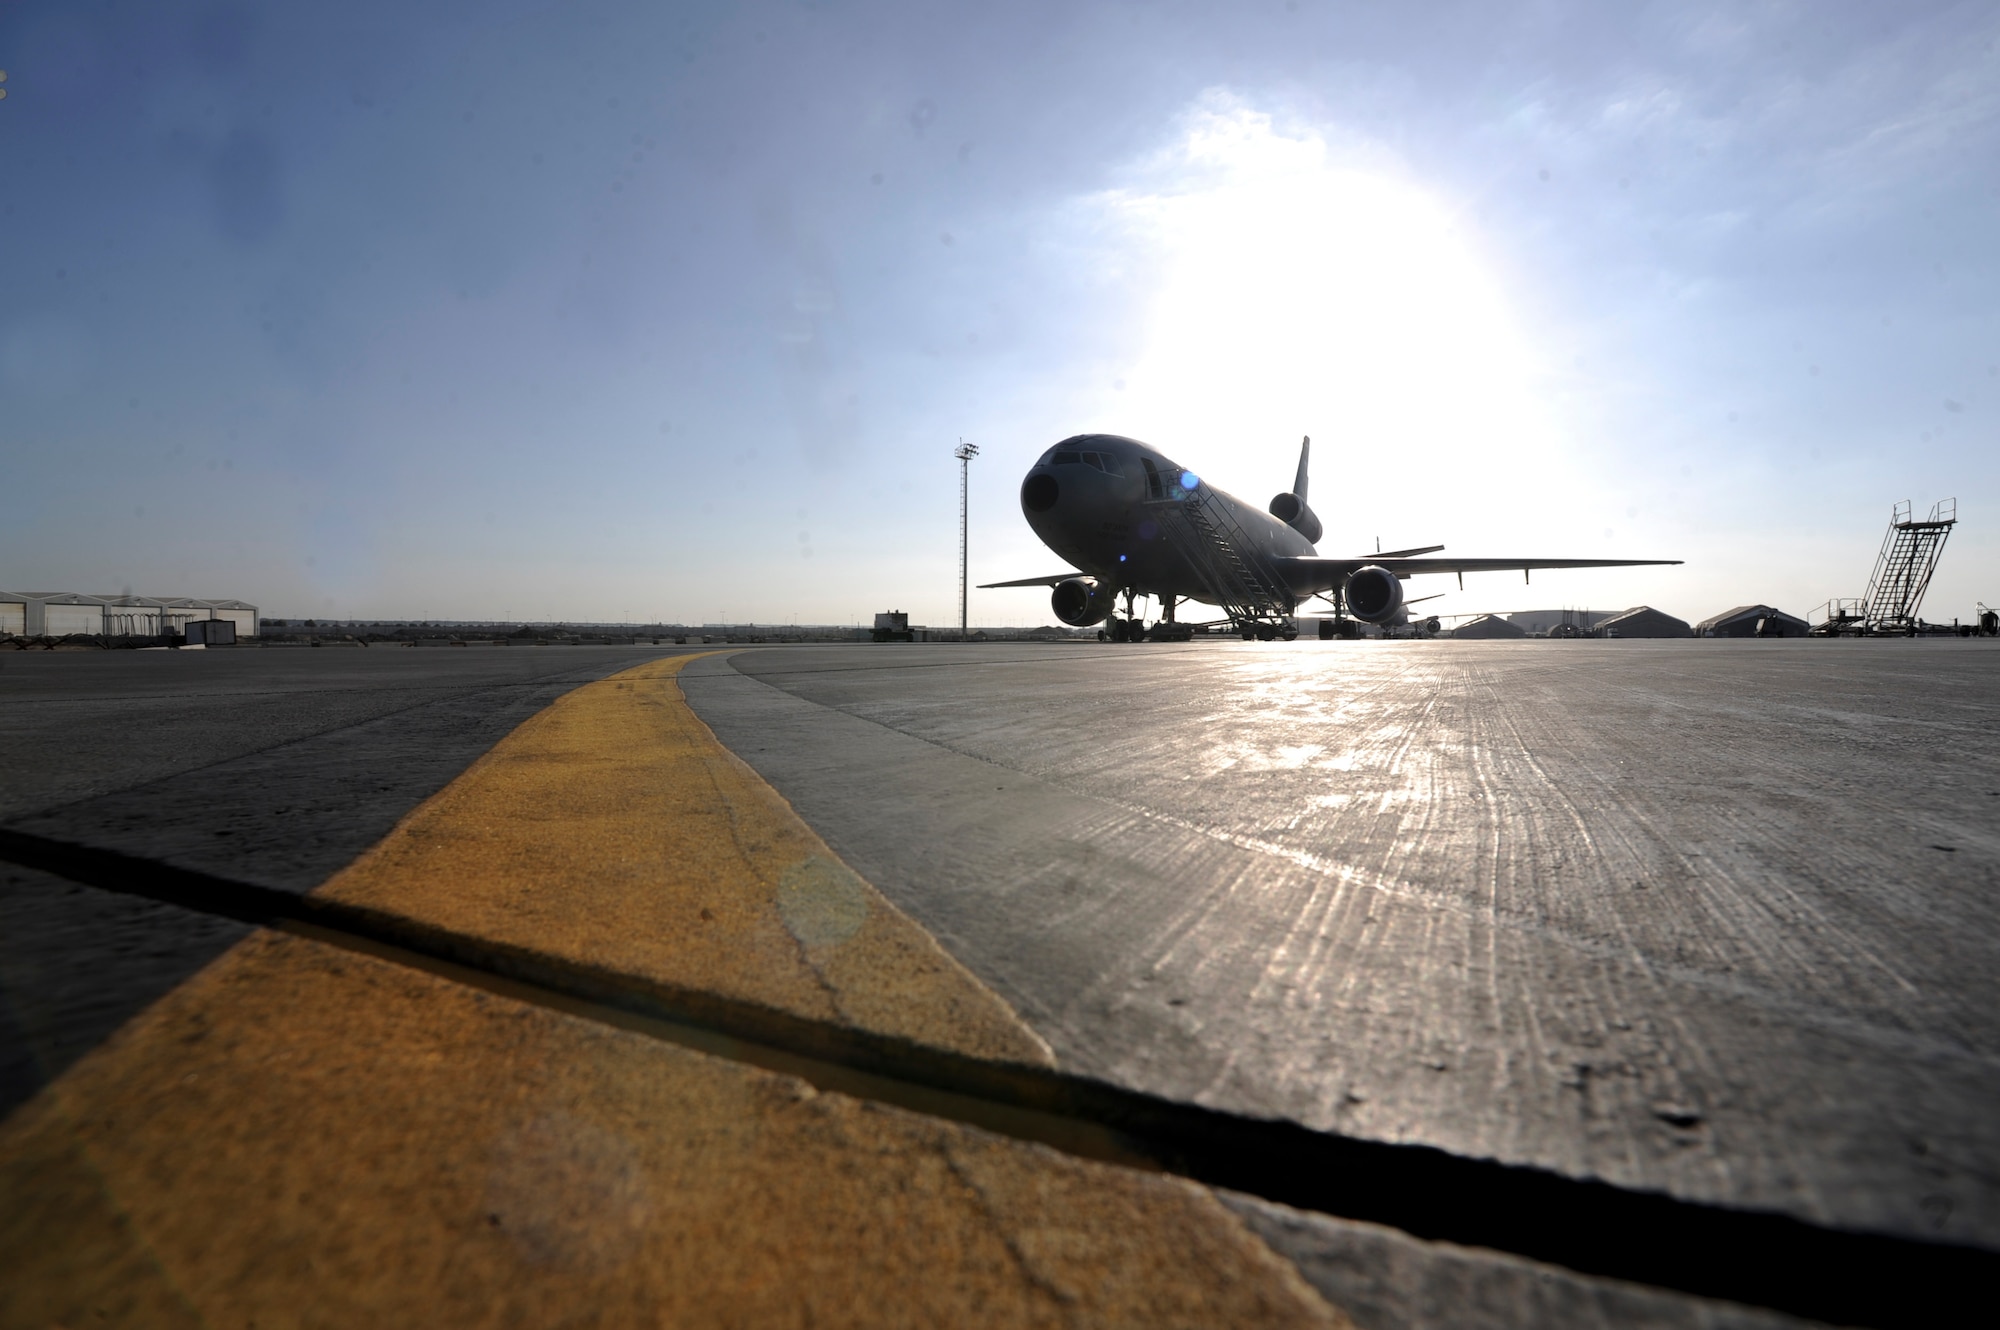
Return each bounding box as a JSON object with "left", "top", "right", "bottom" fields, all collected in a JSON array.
[{"left": 981, "top": 434, "right": 1680, "bottom": 641}]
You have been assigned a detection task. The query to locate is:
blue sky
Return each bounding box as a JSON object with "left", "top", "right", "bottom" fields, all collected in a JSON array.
[{"left": 2, "top": 0, "right": 1994, "bottom": 626}]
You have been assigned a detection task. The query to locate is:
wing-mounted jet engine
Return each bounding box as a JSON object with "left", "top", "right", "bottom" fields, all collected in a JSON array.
[
  {"left": 1267, "top": 435, "right": 1324, "bottom": 545},
  {"left": 1050, "top": 576, "right": 1113, "bottom": 627},
  {"left": 1343, "top": 565, "right": 1405, "bottom": 624}
]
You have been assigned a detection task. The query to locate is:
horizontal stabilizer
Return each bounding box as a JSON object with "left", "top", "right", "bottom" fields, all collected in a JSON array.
[{"left": 978, "top": 572, "right": 1085, "bottom": 589}]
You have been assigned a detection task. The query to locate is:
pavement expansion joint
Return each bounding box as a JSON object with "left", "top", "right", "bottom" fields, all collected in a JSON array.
[{"left": 0, "top": 823, "right": 1991, "bottom": 1329}]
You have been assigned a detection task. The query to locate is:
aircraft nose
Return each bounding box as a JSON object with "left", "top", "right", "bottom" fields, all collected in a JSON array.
[{"left": 1021, "top": 471, "right": 1059, "bottom": 513}]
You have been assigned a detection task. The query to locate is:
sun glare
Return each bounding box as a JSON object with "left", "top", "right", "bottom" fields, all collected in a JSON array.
[{"left": 1094, "top": 98, "right": 1565, "bottom": 541}]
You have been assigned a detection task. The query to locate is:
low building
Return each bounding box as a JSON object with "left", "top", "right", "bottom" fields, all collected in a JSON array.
[
  {"left": 871, "top": 611, "right": 914, "bottom": 643},
  {"left": 1451, "top": 614, "right": 1525, "bottom": 639},
  {"left": 1695, "top": 605, "right": 1811, "bottom": 638},
  {"left": 1595, "top": 605, "right": 1692, "bottom": 638},
  {"left": 0, "top": 592, "right": 259, "bottom": 638}
]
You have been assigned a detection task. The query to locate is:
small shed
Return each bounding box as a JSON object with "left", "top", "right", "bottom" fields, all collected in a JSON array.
[
  {"left": 1596, "top": 606, "right": 1692, "bottom": 638},
  {"left": 871, "top": 611, "right": 914, "bottom": 643},
  {"left": 1695, "top": 605, "right": 1810, "bottom": 638},
  {"left": 1452, "top": 614, "right": 1526, "bottom": 639}
]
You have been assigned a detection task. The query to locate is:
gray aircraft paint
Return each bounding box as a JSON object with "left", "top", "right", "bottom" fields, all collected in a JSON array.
[{"left": 1020, "top": 434, "right": 1315, "bottom": 607}]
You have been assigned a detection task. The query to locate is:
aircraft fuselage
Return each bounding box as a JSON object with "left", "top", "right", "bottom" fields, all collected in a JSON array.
[{"left": 1020, "top": 433, "right": 1312, "bottom": 606}]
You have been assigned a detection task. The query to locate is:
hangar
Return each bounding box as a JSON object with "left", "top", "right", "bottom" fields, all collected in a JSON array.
[
  {"left": 0, "top": 593, "right": 259, "bottom": 639},
  {"left": 1506, "top": 609, "right": 1615, "bottom": 635},
  {"left": 1696, "top": 605, "right": 1810, "bottom": 638},
  {"left": 1596, "top": 605, "right": 1692, "bottom": 638},
  {"left": 1451, "top": 613, "right": 1526, "bottom": 639}
]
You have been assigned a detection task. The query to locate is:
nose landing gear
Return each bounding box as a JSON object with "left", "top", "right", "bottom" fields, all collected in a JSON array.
[
  {"left": 1095, "top": 592, "right": 1195, "bottom": 642},
  {"left": 1099, "top": 588, "right": 1145, "bottom": 644}
]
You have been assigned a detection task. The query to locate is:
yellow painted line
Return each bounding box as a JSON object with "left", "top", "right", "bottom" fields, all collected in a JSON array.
[
  {"left": 0, "top": 932, "right": 1350, "bottom": 1327},
  {"left": 315, "top": 651, "right": 1053, "bottom": 1067}
]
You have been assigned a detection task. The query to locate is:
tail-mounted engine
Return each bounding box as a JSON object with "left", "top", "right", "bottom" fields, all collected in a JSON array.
[
  {"left": 1268, "top": 492, "right": 1324, "bottom": 545},
  {"left": 1344, "top": 565, "right": 1405, "bottom": 624},
  {"left": 1051, "top": 577, "right": 1113, "bottom": 627}
]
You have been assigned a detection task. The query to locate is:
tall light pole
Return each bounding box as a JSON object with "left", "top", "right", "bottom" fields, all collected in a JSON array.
[{"left": 954, "top": 439, "right": 979, "bottom": 640}]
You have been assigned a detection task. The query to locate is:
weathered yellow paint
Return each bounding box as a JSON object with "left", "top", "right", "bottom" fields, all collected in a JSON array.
[
  {"left": 0, "top": 650, "right": 1358, "bottom": 1325},
  {"left": 317, "top": 652, "right": 1053, "bottom": 1067},
  {"left": 1, "top": 933, "right": 1349, "bottom": 1328}
]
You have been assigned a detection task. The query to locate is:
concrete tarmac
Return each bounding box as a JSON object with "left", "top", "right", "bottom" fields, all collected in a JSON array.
[
  {"left": 1, "top": 646, "right": 693, "bottom": 1113},
  {"left": 684, "top": 640, "right": 2000, "bottom": 1248},
  {"left": 4, "top": 651, "right": 1338, "bottom": 1328},
  {"left": 5, "top": 638, "right": 1992, "bottom": 1326}
]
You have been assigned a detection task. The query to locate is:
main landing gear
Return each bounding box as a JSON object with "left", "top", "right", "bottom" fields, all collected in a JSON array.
[
  {"left": 1101, "top": 618, "right": 1145, "bottom": 642},
  {"left": 1095, "top": 593, "right": 1196, "bottom": 643}
]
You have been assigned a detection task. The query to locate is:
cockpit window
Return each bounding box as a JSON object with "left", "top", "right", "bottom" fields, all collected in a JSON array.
[{"left": 1042, "top": 445, "right": 1119, "bottom": 474}]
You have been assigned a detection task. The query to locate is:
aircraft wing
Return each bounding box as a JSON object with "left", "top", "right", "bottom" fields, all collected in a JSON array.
[
  {"left": 1277, "top": 555, "right": 1682, "bottom": 590},
  {"left": 977, "top": 572, "right": 1084, "bottom": 588}
]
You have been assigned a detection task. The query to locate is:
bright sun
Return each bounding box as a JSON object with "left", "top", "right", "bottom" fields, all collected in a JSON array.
[{"left": 1092, "top": 96, "right": 1567, "bottom": 549}]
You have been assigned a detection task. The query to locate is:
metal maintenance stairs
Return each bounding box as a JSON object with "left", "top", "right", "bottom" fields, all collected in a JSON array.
[
  {"left": 1153, "top": 490, "right": 1295, "bottom": 631},
  {"left": 1860, "top": 499, "right": 1956, "bottom": 632}
]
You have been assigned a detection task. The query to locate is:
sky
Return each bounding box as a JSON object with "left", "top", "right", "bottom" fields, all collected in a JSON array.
[{"left": 2, "top": 0, "right": 1995, "bottom": 627}]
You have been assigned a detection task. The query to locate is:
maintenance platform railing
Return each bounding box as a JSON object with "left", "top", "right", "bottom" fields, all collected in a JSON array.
[
  {"left": 1148, "top": 486, "right": 1295, "bottom": 633},
  {"left": 1815, "top": 499, "right": 1958, "bottom": 634}
]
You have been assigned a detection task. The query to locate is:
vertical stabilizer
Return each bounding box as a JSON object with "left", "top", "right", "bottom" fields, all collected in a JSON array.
[{"left": 1293, "top": 436, "right": 1311, "bottom": 503}]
